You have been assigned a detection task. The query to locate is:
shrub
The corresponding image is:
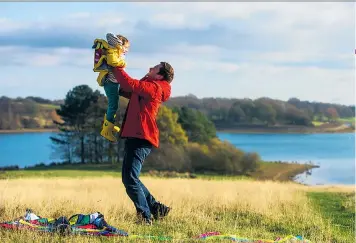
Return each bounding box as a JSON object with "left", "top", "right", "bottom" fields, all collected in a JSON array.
[
  {"left": 145, "top": 143, "right": 191, "bottom": 172},
  {"left": 185, "top": 138, "right": 260, "bottom": 175},
  {"left": 241, "top": 152, "right": 261, "bottom": 174}
]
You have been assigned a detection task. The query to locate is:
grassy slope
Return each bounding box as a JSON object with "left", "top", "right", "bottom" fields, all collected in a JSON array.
[
  {"left": 312, "top": 117, "right": 355, "bottom": 127},
  {"left": 0, "top": 103, "right": 61, "bottom": 132},
  {"left": 0, "top": 177, "right": 354, "bottom": 243},
  {"left": 338, "top": 117, "right": 356, "bottom": 124},
  {"left": 307, "top": 191, "right": 355, "bottom": 243},
  {"left": 250, "top": 162, "right": 316, "bottom": 181},
  {"left": 38, "top": 104, "right": 60, "bottom": 110}
]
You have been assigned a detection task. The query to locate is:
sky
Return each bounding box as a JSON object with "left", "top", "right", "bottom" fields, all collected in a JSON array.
[{"left": 0, "top": 2, "right": 354, "bottom": 105}]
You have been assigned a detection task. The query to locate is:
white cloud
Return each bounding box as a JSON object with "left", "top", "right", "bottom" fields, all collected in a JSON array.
[
  {"left": 136, "top": 2, "right": 353, "bottom": 67},
  {"left": 162, "top": 43, "right": 222, "bottom": 56},
  {"left": 0, "top": 11, "right": 129, "bottom": 36},
  {"left": 67, "top": 12, "right": 92, "bottom": 19},
  {"left": 31, "top": 54, "right": 61, "bottom": 67},
  {"left": 0, "top": 44, "right": 238, "bottom": 75},
  {"left": 0, "top": 18, "right": 30, "bottom": 33},
  {"left": 127, "top": 52, "right": 239, "bottom": 73},
  {"left": 150, "top": 13, "right": 186, "bottom": 28},
  {"left": 169, "top": 64, "right": 353, "bottom": 105},
  {"left": 0, "top": 2, "right": 353, "bottom": 104},
  {"left": 136, "top": 2, "right": 267, "bottom": 20},
  {"left": 235, "top": 50, "right": 352, "bottom": 67},
  {"left": 148, "top": 12, "right": 206, "bottom": 29},
  {"left": 0, "top": 46, "right": 92, "bottom": 67},
  {"left": 219, "top": 63, "right": 354, "bottom": 104},
  {"left": 141, "top": 2, "right": 353, "bottom": 26}
]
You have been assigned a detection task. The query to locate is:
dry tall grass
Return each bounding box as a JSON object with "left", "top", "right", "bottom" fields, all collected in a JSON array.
[{"left": 0, "top": 177, "right": 351, "bottom": 242}]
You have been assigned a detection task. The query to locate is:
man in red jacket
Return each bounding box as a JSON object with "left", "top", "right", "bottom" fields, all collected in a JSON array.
[{"left": 112, "top": 62, "right": 173, "bottom": 225}]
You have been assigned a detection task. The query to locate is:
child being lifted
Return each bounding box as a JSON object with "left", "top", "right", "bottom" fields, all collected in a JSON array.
[{"left": 92, "top": 33, "right": 130, "bottom": 143}]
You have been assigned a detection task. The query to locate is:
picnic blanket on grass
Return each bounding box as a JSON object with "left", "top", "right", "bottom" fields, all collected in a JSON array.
[
  {"left": 0, "top": 209, "right": 311, "bottom": 242},
  {"left": 0, "top": 209, "right": 127, "bottom": 237}
]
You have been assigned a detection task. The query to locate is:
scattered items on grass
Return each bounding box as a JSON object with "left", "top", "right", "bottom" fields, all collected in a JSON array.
[
  {"left": 0, "top": 210, "right": 312, "bottom": 242},
  {"left": 0, "top": 209, "right": 127, "bottom": 237}
]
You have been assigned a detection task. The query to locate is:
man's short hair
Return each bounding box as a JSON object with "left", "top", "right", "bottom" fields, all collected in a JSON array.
[{"left": 158, "top": 62, "right": 174, "bottom": 83}]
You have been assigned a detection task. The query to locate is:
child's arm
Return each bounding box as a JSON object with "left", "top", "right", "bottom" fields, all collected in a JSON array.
[
  {"left": 106, "top": 33, "right": 126, "bottom": 68},
  {"left": 106, "top": 48, "right": 126, "bottom": 68}
]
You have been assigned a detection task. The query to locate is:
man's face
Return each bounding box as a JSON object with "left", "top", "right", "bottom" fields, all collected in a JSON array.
[{"left": 146, "top": 63, "right": 163, "bottom": 80}]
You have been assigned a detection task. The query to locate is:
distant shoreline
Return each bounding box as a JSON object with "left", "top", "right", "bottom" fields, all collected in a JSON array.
[
  {"left": 0, "top": 128, "right": 59, "bottom": 134},
  {"left": 217, "top": 129, "right": 355, "bottom": 134},
  {"left": 216, "top": 126, "right": 355, "bottom": 134},
  {"left": 0, "top": 127, "right": 354, "bottom": 134}
]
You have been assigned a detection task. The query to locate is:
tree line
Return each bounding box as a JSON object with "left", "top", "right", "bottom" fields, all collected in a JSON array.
[
  {"left": 0, "top": 93, "right": 354, "bottom": 130},
  {"left": 48, "top": 85, "right": 260, "bottom": 175},
  {"left": 165, "top": 95, "right": 355, "bottom": 128}
]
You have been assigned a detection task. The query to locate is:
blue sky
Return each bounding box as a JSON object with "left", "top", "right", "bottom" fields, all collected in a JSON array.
[{"left": 0, "top": 2, "right": 354, "bottom": 105}]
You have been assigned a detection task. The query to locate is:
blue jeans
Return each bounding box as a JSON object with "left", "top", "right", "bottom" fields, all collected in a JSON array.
[
  {"left": 103, "top": 80, "right": 119, "bottom": 123},
  {"left": 122, "top": 138, "right": 157, "bottom": 219}
]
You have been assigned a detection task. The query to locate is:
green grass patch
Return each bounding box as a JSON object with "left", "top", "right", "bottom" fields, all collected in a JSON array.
[
  {"left": 338, "top": 117, "right": 355, "bottom": 124},
  {"left": 307, "top": 191, "right": 355, "bottom": 243},
  {"left": 250, "top": 161, "right": 317, "bottom": 181},
  {"left": 24, "top": 162, "right": 122, "bottom": 171},
  {"left": 0, "top": 169, "right": 250, "bottom": 181},
  {"left": 38, "top": 103, "right": 60, "bottom": 110},
  {"left": 312, "top": 115, "right": 328, "bottom": 122},
  {"left": 0, "top": 170, "right": 122, "bottom": 179},
  {"left": 312, "top": 117, "right": 355, "bottom": 126},
  {"left": 312, "top": 121, "right": 325, "bottom": 126}
]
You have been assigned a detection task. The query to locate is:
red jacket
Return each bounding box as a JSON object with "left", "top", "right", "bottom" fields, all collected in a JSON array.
[{"left": 112, "top": 68, "right": 171, "bottom": 148}]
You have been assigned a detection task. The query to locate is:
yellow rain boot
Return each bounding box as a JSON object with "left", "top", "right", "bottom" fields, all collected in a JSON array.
[{"left": 100, "top": 115, "right": 117, "bottom": 143}]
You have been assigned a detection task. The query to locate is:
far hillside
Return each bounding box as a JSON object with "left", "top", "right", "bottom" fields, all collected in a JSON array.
[
  {"left": 0, "top": 94, "right": 354, "bottom": 131},
  {"left": 0, "top": 96, "right": 63, "bottom": 130}
]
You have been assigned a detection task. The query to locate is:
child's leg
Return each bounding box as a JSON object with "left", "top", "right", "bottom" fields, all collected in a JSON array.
[{"left": 103, "top": 80, "right": 119, "bottom": 123}]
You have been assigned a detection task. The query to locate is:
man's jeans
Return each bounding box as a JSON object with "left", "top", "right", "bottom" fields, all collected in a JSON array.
[{"left": 122, "top": 138, "right": 157, "bottom": 220}]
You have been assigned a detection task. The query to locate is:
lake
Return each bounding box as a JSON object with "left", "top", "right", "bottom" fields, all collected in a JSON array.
[
  {"left": 218, "top": 132, "right": 355, "bottom": 185},
  {"left": 0, "top": 132, "right": 354, "bottom": 185}
]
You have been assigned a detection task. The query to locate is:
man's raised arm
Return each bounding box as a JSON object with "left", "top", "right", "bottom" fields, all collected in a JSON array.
[{"left": 113, "top": 67, "right": 159, "bottom": 100}]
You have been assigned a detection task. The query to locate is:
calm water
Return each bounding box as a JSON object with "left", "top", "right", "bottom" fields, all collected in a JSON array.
[
  {"left": 218, "top": 132, "right": 355, "bottom": 185},
  {"left": 0, "top": 132, "right": 59, "bottom": 168},
  {"left": 0, "top": 132, "right": 354, "bottom": 185}
]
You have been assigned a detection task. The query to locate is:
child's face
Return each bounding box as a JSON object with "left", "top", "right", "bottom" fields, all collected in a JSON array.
[{"left": 122, "top": 43, "right": 130, "bottom": 54}]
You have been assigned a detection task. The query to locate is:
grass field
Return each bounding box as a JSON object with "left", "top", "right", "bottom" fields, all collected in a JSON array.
[
  {"left": 308, "top": 191, "right": 355, "bottom": 242},
  {"left": 0, "top": 161, "right": 317, "bottom": 183},
  {"left": 0, "top": 176, "right": 354, "bottom": 243}
]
